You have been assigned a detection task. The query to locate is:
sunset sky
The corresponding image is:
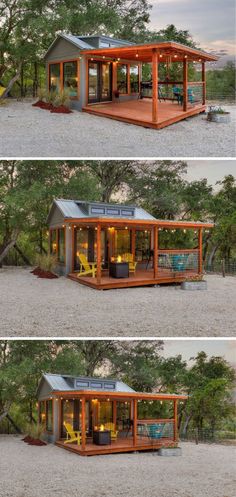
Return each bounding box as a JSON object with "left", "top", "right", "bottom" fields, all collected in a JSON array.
[
  {"left": 161, "top": 339, "right": 236, "bottom": 366},
  {"left": 149, "top": 0, "right": 235, "bottom": 56}
]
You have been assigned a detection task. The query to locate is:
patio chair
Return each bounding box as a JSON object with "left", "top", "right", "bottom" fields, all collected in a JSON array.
[
  {"left": 172, "top": 254, "right": 189, "bottom": 272},
  {"left": 172, "top": 86, "right": 183, "bottom": 105},
  {"left": 188, "top": 88, "right": 194, "bottom": 104},
  {"left": 122, "top": 253, "right": 137, "bottom": 273},
  {"left": 147, "top": 423, "right": 165, "bottom": 440},
  {"left": 64, "top": 422, "right": 82, "bottom": 445},
  {"left": 104, "top": 422, "right": 119, "bottom": 440},
  {"left": 77, "top": 253, "right": 97, "bottom": 278}
]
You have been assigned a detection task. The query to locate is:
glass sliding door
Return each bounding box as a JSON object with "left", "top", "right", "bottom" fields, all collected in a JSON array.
[
  {"left": 88, "top": 61, "right": 112, "bottom": 103},
  {"left": 63, "top": 61, "right": 78, "bottom": 97},
  {"left": 88, "top": 62, "right": 99, "bottom": 103},
  {"left": 49, "top": 63, "right": 60, "bottom": 92},
  {"left": 114, "top": 229, "right": 131, "bottom": 257}
]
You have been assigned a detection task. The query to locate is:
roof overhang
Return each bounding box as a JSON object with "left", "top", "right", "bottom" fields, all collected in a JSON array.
[
  {"left": 64, "top": 217, "right": 214, "bottom": 229},
  {"left": 81, "top": 41, "right": 218, "bottom": 63},
  {"left": 52, "top": 390, "right": 188, "bottom": 401}
]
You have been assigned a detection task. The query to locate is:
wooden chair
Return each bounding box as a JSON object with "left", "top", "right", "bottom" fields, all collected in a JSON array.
[
  {"left": 122, "top": 253, "right": 137, "bottom": 274},
  {"left": 64, "top": 422, "right": 81, "bottom": 445},
  {"left": 104, "top": 422, "right": 118, "bottom": 440},
  {"left": 77, "top": 253, "right": 97, "bottom": 278}
]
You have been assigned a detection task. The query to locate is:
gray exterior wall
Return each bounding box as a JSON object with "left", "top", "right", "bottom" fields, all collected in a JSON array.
[
  {"left": 48, "top": 204, "right": 72, "bottom": 276},
  {"left": 46, "top": 37, "right": 81, "bottom": 62}
]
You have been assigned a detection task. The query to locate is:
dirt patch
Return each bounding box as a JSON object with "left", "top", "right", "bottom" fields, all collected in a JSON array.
[
  {"left": 31, "top": 267, "right": 58, "bottom": 279},
  {"left": 32, "top": 100, "right": 72, "bottom": 114}
]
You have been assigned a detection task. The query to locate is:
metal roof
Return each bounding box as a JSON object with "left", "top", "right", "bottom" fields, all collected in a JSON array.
[
  {"left": 44, "top": 33, "right": 93, "bottom": 59},
  {"left": 79, "top": 35, "right": 134, "bottom": 46},
  {"left": 47, "top": 199, "right": 156, "bottom": 223},
  {"left": 37, "top": 373, "right": 135, "bottom": 395}
]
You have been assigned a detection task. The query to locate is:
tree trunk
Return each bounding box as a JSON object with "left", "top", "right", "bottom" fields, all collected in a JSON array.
[
  {"left": 6, "top": 414, "right": 22, "bottom": 434},
  {"left": 20, "top": 64, "right": 24, "bottom": 98},
  {"left": 0, "top": 64, "right": 22, "bottom": 100},
  {"left": 207, "top": 245, "right": 219, "bottom": 268},
  {"left": 14, "top": 244, "right": 31, "bottom": 265},
  {"left": 33, "top": 62, "right": 38, "bottom": 97},
  {"left": 0, "top": 234, "right": 19, "bottom": 264}
]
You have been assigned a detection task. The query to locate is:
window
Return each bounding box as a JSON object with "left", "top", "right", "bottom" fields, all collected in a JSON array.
[
  {"left": 130, "top": 64, "right": 139, "bottom": 93},
  {"left": 63, "top": 61, "right": 78, "bottom": 97},
  {"left": 58, "top": 228, "right": 65, "bottom": 263},
  {"left": 46, "top": 400, "right": 53, "bottom": 432},
  {"left": 117, "top": 64, "right": 128, "bottom": 94},
  {"left": 39, "top": 401, "right": 46, "bottom": 426},
  {"left": 121, "top": 209, "right": 134, "bottom": 217},
  {"left": 107, "top": 208, "right": 120, "bottom": 216},
  {"left": 91, "top": 207, "right": 106, "bottom": 214},
  {"left": 49, "top": 63, "right": 60, "bottom": 92},
  {"left": 50, "top": 230, "right": 57, "bottom": 255}
]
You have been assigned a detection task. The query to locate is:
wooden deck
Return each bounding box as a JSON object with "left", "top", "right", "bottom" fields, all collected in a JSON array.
[
  {"left": 68, "top": 267, "right": 196, "bottom": 290},
  {"left": 83, "top": 99, "right": 206, "bottom": 129},
  {"left": 56, "top": 435, "right": 175, "bottom": 456}
]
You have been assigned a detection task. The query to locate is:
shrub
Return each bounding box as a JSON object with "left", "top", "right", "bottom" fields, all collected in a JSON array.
[
  {"left": 35, "top": 253, "right": 57, "bottom": 272},
  {"left": 37, "top": 87, "right": 47, "bottom": 101},
  {"left": 54, "top": 89, "right": 71, "bottom": 108},
  {"left": 25, "top": 422, "right": 45, "bottom": 440},
  {"left": 45, "top": 90, "right": 57, "bottom": 105}
]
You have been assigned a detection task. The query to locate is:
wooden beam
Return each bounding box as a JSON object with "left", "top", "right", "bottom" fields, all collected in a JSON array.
[
  {"left": 97, "top": 224, "right": 101, "bottom": 284},
  {"left": 133, "top": 399, "right": 137, "bottom": 446},
  {"left": 60, "top": 62, "right": 63, "bottom": 92},
  {"left": 152, "top": 48, "right": 158, "bottom": 123},
  {"left": 81, "top": 397, "right": 86, "bottom": 451},
  {"left": 131, "top": 229, "right": 136, "bottom": 259},
  {"left": 113, "top": 400, "right": 117, "bottom": 428},
  {"left": 198, "top": 228, "right": 203, "bottom": 274},
  {"left": 202, "top": 62, "right": 206, "bottom": 105},
  {"left": 174, "top": 400, "right": 178, "bottom": 442},
  {"left": 183, "top": 58, "right": 188, "bottom": 111},
  {"left": 153, "top": 225, "right": 158, "bottom": 278}
]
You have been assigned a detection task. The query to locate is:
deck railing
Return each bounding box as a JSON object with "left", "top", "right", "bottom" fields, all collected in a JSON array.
[
  {"left": 140, "top": 81, "right": 204, "bottom": 106},
  {"left": 137, "top": 418, "right": 174, "bottom": 440},
  {"left": 158, "top": 249, "right": 199, "bottom": 274}
]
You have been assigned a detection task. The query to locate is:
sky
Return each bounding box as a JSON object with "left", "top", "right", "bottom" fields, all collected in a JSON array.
[
  {"left": 161, "top": 339, "right": 236, "bottom": 366},
  {"left": 186, "top": 160, "right": 236, "bottom": 189},
  {"left": 149, "top": 0, "right": 236, "bottom": 56}
]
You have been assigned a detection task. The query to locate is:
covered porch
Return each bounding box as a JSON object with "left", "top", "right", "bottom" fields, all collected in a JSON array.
[
  {"left": 81, "top": 41, "right": 217, "bottom": 129},
  {"left": 66, "top": 218, "right": 213, "bottom": 290},
  {"left": 53, "top": 391, "right": 187, "bottom": 456}
]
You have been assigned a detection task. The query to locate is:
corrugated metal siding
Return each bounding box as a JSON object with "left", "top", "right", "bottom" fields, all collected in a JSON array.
[{"left": 46, "top": 37, "right": 81, "bottom": 62}]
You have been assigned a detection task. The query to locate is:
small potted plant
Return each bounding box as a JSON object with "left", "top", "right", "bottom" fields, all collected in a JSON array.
[
  {"left": 207, "top": 105, "right": 231, "bottom": 123},
  {"left": 158, "top": 444, "right": 182, "bottom": 456},
  {"left": 181, "top": 274, "right": 207, "bottom": 291}
]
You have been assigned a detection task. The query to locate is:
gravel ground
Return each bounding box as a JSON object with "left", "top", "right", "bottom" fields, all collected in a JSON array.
[
  {"left": 0, "top": 436, "right": 235, "bottom": 497},
  {"left": 0, "top": 267, "right": 235, "bottom": 337},
  {"left": 0, "top": 100, "right": 235, "bottom": 157}
]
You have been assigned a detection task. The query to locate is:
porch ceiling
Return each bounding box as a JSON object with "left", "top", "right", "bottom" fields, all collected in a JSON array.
[
  {"left": 52, "top": 390, "right": 188, "bottom": 401},
  {"left": 64, "top": 217, "right": 214, "bottom": 230},
  {"left": 81, "top": 41, "right": 218, "bottom": 63}
]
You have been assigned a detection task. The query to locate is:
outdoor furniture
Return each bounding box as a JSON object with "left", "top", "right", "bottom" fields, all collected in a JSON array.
[
  {"left": 122, "top": 253, "right": 138, "bottom": 273},
  {"left": 173, "top": 86, "right": 183, "bottom": 105},
  {"left": 93, "top": 429, "right": 111, "bottom": 445},
  {"left": 64, "top": 422, "right": 81, "bottom": 445},
  {"left": 77, "top": 253, "right": 97, "bottom": 278},
  {"left": 109, "top": 261, "right": 129, "bottom": 278},
  {"left": 147, "top": 423, "right": 165, "bottom": 440},
  {"left": 104, "top": 422, "right": 119, "bottom": 440},
  {"left": 172, "top": 254, "right": 189, "bottom": 272}
]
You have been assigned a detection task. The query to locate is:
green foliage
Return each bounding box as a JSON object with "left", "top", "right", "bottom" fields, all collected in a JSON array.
[
  {"left": 35, "top": 253, "right": 57, "bottom": 272},
  {"left": 0, "top": 341, "right": 235, "bottom": 437},
  {"left": 206, "top": 63, "right": 236, "bottom": 101}
]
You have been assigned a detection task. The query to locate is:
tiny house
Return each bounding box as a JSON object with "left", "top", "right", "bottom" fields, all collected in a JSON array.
[
  {"left": 37, "top": 373, "right": 187, "bottom": 456},
  {"left": 47, "top": 198, "right": 213, "bottom": 289},
  {"left": 44, "top": 33, "right": 217, "bottom": 129}
]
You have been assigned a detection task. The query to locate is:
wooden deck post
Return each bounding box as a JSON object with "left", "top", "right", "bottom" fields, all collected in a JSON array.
[
  {"left": 131, "top": 228, "right": 136, "bottom": 259},
  {"left": 97, "top": 224, "right": 101, "bottom": 285},
  {"left": 183, "top": 58, "right": 188, "bottom": 111},
  {"left": 133, "top": 399, "right": 137, "bottom": 446},
  {"left": 202, "top": 62, "right": 206, "bottom": 105},
  {"left": 173, "top": 399, "right": 178, "bottom": 442},
  {"left": 152, "top": 48, "right": 158, "bottom": 123},
  {"left": 60, "top": 62, "right": 63, "bottom": 92},
  {"left": 81, "top": 397, "right": 86, "bottom": 451},
  {"left": 153, "top": 225, "right": 158, "bottom": 278},
  {"left": 113, "top": 400, "right": 117, "bottom": 428},
  {"left": 198, "top": 228, "right": 203, "bottom": 274}
]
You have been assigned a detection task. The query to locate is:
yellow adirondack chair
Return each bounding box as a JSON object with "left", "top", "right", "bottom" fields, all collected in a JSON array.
[
  {"left": 122, "top": 253, "right": 137, "bottom": 273},
  {"left": 64, "top": 422, "right": 81, "bottom": 445},
  {"left": 104, "top": 422, "right": 118, "bottom": 440},
  {"left": 77, "top": 253, "right": 97, "bottom": 278}
]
